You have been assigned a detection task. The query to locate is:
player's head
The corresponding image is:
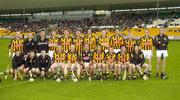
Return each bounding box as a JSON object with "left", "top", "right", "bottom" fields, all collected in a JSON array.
[
  {"left": 41, "top": 50, "right": 46, "bottom": 57},
  {"left": 101, "top": 29, "right": 106, "bottom": 36},
  {"left": 121, "top": 45, "right": 127, "bottom": 53},
  {"left": 15, "top": 31, "right": 22, "bottom": 39},
  {"left": 28, "top": 32, "right": 34, "bottom": 39},
  {"left": 109, "top": 46, "right": 114, "bottom": 54},
  {"left": 56, "top": 45, "right": 62, "bottom": 52},
  {"left": 84, "top": 44, "right": 89, "bottom": 51},
  {"left": 51, "top": 30, "right": 56, "bottom": 37},
  {"left": 87, "top": 29, "right": 92, "bottom": 35},
  {"left": 97, "top": 45, "right": 102, "bottom": 52},
  {"left": 159, "top": 28, "right": 165, "bottom": 35},
  {"left": 115, "top": 29, "right": 120, "bottom": 35},
  {"left": 40, "top": 30, "right": 46, "bottom": 38},
  {"left": 128, "top": 33, "right": 133, "bottom": 39},
  {"left": 70, "top": 44, "right": 75, "bottom": 52},
  {"left": 145, "top": 29, "right": 150, "bottom": 36},
  {"left": 134, "top": 44, "right": 140, "bottom": 52},
  {"left": 29, "top": 51, "right": 35, "bottom": 58},
  {"left": 76, "top": 30, "right": 81, "bottom": 37},
  {"left": 64, "top": 29, "right": 69, "bottom": 36}
]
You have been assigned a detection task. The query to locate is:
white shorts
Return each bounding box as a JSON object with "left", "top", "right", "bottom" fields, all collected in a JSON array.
[
  {"left": 156, "top": 50, "right": 168, "bottom": 58},
  {"left": 84, "top": 62, "right": 90, "bottom": 67},
  {"left": 48, "top": 51, "right": 55, "bottom": 60},
  {"left": 36, "top": 53, "right": 48, "bottom": 57},
  {"left": 36, "top": 53, "right": 41, "bottom": 57},
  {"left": 142, "top": 50, "right": 152, "bottom": 59},
  {"left": 114, "top": 49, "right": 121, "bottom": 53}
]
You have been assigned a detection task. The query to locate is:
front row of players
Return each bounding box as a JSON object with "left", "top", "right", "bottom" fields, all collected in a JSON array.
[{"left": 10, "top": 44, "right": 151, "bottom": 82}]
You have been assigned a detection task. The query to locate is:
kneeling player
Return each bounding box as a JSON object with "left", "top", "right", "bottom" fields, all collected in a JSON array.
[
  {"left": 37, "top": 50, "right": 51, "bottom": 80},
  {"left": 105, "top": 47, "right": 117, "bottom": 80},
  {"left": 92, "top": 45, "right": 106, "bottom": 80},
  {"left": 11, "top": 51, "right": 25, "bottom": 80},
  {"left": 50, "top": 46, "right": 67, "bottom": 82},
  {"left": 67, "top": 44, "right": 82, "bottom": 82},
  {"left": 116, "top": 45, "right": 132, "bottom": 80},
  {"left": 26, "top": 51, "right": 38, "bottom": 82},
  {"left": 131, "top": 45, "right": 149, "bottom": 80},
  {"left": 81, "top": 44, "right": 93, "bottom": 81}
]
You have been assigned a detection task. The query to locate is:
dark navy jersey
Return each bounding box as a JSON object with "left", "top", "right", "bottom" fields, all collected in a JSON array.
[
  {"left": 36, "top": 38, "right": 48, "bottom": 53},
  {"left": 81, "top": 51, "right": 92, "bottom": 62}
]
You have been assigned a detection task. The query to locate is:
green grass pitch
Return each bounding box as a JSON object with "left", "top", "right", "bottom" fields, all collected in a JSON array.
[{"left": 0, "top": 39, "right": 180, "bottom": 100}]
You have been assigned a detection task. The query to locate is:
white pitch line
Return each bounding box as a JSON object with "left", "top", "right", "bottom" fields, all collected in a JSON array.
[{"left": 0, "top": 81, "right": 29, "bottom": 89}]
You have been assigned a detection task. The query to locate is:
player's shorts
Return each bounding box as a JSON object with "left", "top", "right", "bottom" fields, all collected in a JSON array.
[
  {"left": 142, "top": 50, "right": 152, "bottom": 59},
  {"left": 36, "top": 53, "right": 41, "bottom": 57},
  {"left": 156, "top": 50, "right": 168, "bottom": 58},
  {"left": 48, "top": 50, "right": 55, "bottom": 60},
  {"left": 36, "top": 53, "right": 48, "bottom": 57},
  {"left": 84, "top": 62, "right": 90, "bottom": 68},
  {"left": 104, "top": 50, "right": 108, "bottom": 53},
  {"left": 114, "top": 49, "right": 121, "bottom": 53}
]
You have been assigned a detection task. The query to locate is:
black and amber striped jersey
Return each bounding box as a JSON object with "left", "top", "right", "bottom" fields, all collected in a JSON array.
[
  {"left": 73, "top": 37, "right": 84, "bottom": 53},
  {"left": 139, "top": 36, "right": 153, "bottom": 50},
  {"left": 110, "top": 35, "right": 124, "bottom": 49},
  {"left": 98, "top": 36, "right": 110, "bottom": 50},
  {"left": 92, "top": 50, "right": 105, "bottom": 63},
  {"left": 106, "top": 52, "right": 117, "bottom": 63},
  {"left": 9, "top": 39, "right": 24, "bottom": 52},
  {"left": 83, "top": 35, "right": 96, "bottom": 50},
  {"left": 124, "top": 39, "right": 137, "bottom": 53},
  {"left": 48, "top": 38, "right": 59, "bottom": 51},
  {"left": 53, "top": 51, "right": 67, "bottom": 63},
  {"left": 59, "top": 36, "right": 73, "bottom": 52},
  {"left": 117, "top": 52, "right": 130, "bottom": 63},
  {"left": 67, "top": 52, "right": 79, "bottom": 64}
]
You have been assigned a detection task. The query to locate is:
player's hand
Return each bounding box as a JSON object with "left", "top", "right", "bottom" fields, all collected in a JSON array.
[{"left": 8, "top": 52, "right": 11, "bottom": 57}]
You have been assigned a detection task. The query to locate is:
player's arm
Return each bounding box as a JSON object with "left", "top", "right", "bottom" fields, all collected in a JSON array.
[
  {"left": 162, "top": 35, "right": 169, "bottom": 47},
  {"left": 8, "top": 40, "right": 13, "bottom": 57},
  {"left": 140, "top": 52, "right": 145, "bottom": 67}
]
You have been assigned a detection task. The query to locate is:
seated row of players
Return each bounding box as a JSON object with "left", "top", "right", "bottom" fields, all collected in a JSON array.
[
  {"left": 11, "top": 44, "right": 149, "bottom": 82},
  {"left": 8, "top": 28, "right": 169, "bottom": 81}
]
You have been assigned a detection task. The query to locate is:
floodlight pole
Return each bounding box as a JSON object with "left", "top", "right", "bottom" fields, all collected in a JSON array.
[
  {"left": 156, "top": 0, "right": 159, "bottom": 26},
  {"left": 156, "top": 0, "right": 159, "bottom": 19}
]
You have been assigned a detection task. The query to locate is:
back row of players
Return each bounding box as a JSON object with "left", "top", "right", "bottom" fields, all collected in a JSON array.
[{"left": 8, "top": 28, "right": 169, "bottom": 82}]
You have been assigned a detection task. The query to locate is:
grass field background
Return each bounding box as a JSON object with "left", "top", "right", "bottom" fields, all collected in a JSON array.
[{"left": 0, "top": 39, "right": 180, "bottom": 100}]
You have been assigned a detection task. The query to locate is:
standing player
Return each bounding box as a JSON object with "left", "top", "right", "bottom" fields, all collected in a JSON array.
[
  {"left": 81, "top": 44, "right": 93, "bottom": 81},
  {"left": 67, "top": 44, "right": 82, "bottom": 82},
  {"left": 124, "top": 33, "right": 137, "bottom": 53},
  {"left": 139, "top": 30, "right": 154, "bottom": 75},
  {"left": 24, "top": 32, "right": 36, "bottom": 54},
  {"left": 50, "top": 46, "right": 67, "bottom": 81},
  {"left": 154, "top": 28, "right": 169, "bottom": 79},
  {"left": 36, "top": 30, "right": 48, "bottom": 56},
  {"left": 131, "top": 45, "right": 149, "bottom": 80},
  {"left": 9, "top": 31, "right": 24, "bottom": 57},
  {"left": 98, "top": 29, "right": 110, "bottom": 52},
  {"left": 105, "top": 47, "right": 117, "bottom": 80},
  {"left": 110, "top": 29, "right": 124, "bottom": 53},
  {"left": 48, "top": 30, "right": 59, "bottom": 60},
  {"left": 84, "top": 29, "right": 97, "bottom": 51},
  {"left": 116, "top": 45, "right": 132, "bottom": 80},
  {"left": 37, "top": 50, "right": 51, "bottom": 80},
  {"left": 92, "top": 45, "right": 106, "bottom": 80},
  {"left": 59, "top": 29, "right": 73, "bottom": 52},
  {"left": 73, "top": 30, "right": 84, "bottom": 54}
]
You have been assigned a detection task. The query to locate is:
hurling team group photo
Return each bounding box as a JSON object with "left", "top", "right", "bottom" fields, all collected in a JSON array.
[{"left": 2, "top": 28, "right": 169, "bottom": 82}]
